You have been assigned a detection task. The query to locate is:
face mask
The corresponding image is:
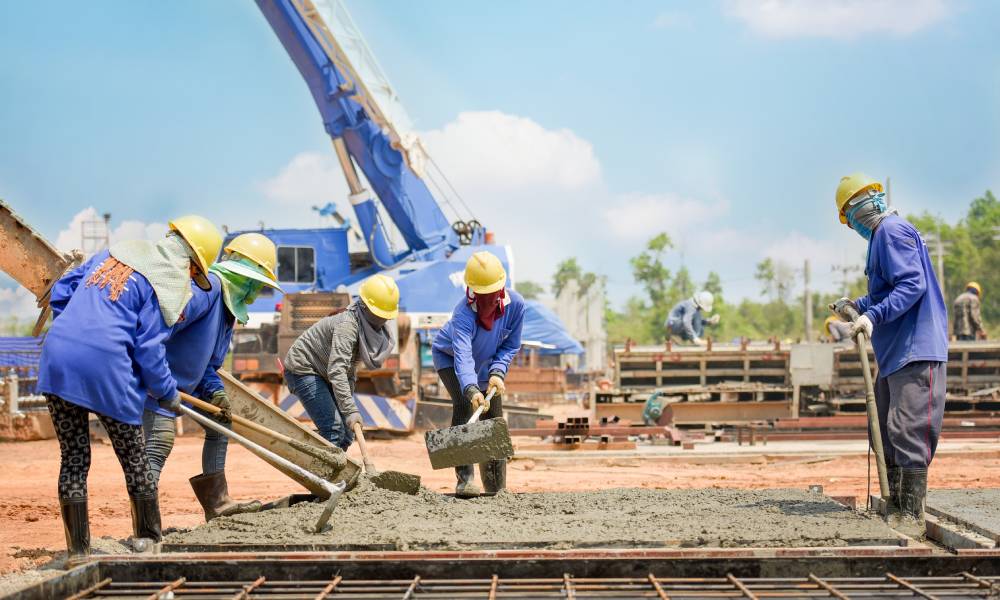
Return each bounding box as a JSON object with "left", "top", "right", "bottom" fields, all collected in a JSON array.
[{"left": 845, "top": 191, "right": 889, "bottom": 241}]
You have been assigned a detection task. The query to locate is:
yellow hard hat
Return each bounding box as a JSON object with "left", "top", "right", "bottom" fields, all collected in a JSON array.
[
  {"left": 225, "top": 233, "right": 278, "bottom": 283},
  {"left": 968, "top": 281, "right": 982, "bottom": 297},
  {"left": 823, "top": 315, "right": 839, "bottom": 334},
  {"left": 359, "top": 274, "right": 399, "bottom": 319},
  {"left": 464, "top": 251, "right": 507, "bottom": 294},
  {"left": 835, "top": 173, "right": 883, "bottom": 224},
  {"left": 169, "top": 215, "right": 223, "bottom": 275}
]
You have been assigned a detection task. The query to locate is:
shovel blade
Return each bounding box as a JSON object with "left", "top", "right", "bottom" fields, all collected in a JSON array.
[{"left": 424, "top": 417, "right": 514, "bottom": 470}]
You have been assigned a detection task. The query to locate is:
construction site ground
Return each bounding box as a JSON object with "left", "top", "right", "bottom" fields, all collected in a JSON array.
[{"left": 3, "top": 430, "right": 1000, "bottom": 577}]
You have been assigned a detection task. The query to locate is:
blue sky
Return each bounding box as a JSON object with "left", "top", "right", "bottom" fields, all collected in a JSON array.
[{"left": 1, "top": 0, "right": 998, "bottom": 313}]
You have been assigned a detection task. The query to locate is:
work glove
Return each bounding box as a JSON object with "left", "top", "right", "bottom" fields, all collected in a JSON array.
[
  {"left": 158, "top": 392, "right": 182, "bottom": 415},
  {"left": 487, "top": 372, "right": 506, "bottom": 398},
  {"left": 831, "top": 297, "right": 860, "bottom": 321},
  {"left": 849, "top": 314, "right": 874, "bottom": 340},
  {"left": 706, "top": 314, "right": 721, "bottom": 326},
  {"left": 691, "top": 336, "right": 704, "bottom": 345},
  {"left": 344, "top": 412, "right": 363, "bottom": 430},
  {"left": 208, "top": 389, "right": 231, "bottom": 422},
  {"left": 465, "top": 385, "right": 489, "bottom": 413}
]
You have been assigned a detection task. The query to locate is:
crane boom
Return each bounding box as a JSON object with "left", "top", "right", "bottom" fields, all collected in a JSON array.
[{"left": 256, "top": 0, "right": 460, "bottom": 262}]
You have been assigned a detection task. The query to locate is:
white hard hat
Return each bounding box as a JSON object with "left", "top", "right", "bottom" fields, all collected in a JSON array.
[{"left": 694, "top": 291, "right": 714, "bottom": 313}]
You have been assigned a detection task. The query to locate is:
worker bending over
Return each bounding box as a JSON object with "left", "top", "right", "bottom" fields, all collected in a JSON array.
[
  {"left": 666, "top": 291, "right": 720, "bottom": 344},
  {"left": 953, "top": 281, "right": 986, "bottom": 341},
  {"left": 38, "top": 216, "right": 222, "bottom": 557},
  {"left": 142, "top": 233, "right": 281, "bottom": 520},
  {"left": 433, "top": 251, "right": 525, "bottom": 497},
  {"left": 283, "top": 274, "right": 399, "bottom": 450},
  {"left": 834, "top": 173, "right": 948, "bottom": 534}
]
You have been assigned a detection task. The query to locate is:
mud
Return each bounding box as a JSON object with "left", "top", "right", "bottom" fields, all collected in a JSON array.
[
  {"left": 370, "top": 470, "right": 421, "bottom": 494},
  {"left": 424, "top": 418, "right": 513, "bottom": 470},
  {"left": 928, "top": 489, "right": 1000, "bottom": 535},
  {"left": 164, "top": 485, "right": 900, "bottom": 550}
]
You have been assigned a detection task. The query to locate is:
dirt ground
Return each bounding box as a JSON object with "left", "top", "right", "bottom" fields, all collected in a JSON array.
[{"left": 3, "top": 432, "right": 1000, "bottom": 575}]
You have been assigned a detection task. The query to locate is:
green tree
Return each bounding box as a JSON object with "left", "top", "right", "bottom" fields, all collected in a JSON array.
[
  {"left": 517, "top": 280, "right": 545, "bottom": 300},
  {"left": 552, "top": 258, "right": 582, "bottom": 296},
  {"left": 629, "top": 232, "right": 673, "bottom": 310}
]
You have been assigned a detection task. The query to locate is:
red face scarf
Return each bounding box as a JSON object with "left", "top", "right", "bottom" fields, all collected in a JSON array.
[{"left": 467, "top": 288, "right": 506, "bottom": 330}]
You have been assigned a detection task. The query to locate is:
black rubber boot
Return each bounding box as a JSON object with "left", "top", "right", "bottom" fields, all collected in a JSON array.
[
  {"left": 479, "top": 459, "right": 507, "bottom": 494},
  {"left": 897, "top": 467, "right": 928, "bottom": 538},
  {"left": 455, "top": 465, "right": 480, "bottom": 498},
  {"left": 128, "top": 493, "right": 162, "bottom": 550},
  {"left": 59, "top": 497, "right": 90, "bottom": 559},
  {"left": 884, "top": 465, "right": 901, "bottom": 520},
  {"left": 190, "top": 471, "right": 262, "bottom": 521}
]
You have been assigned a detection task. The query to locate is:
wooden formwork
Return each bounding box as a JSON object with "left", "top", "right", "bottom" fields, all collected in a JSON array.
[
  {"left": 614, "top": 343, "right": 790, "bottom": 390},
  {"left": 833, "top": 340, "right": 1000, "bottom": 395}
]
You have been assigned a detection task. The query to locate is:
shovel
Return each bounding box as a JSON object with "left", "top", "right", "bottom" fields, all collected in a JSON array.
[
  {"left": 176, "top": 405, "right": 346, "bottom": 533},
  {"left": 351, "top": 422, "right": 422, "bottom": 494},
  {"left": 830, "top": 301, "right": 890, "bottom": 501},
  {"left": 179, "top": 392, "right": 347, "bottom": 474},
  {"left": 424, "top": 389, "right": 514, "bottom": 470}
]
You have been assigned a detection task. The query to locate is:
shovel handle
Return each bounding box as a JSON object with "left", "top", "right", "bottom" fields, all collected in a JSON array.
[
  {"left": 351, "top": 421, "right": 377, "bottom": 474},
  {"left": 179, "top": 391, "right": 294, "bottom": 445}
]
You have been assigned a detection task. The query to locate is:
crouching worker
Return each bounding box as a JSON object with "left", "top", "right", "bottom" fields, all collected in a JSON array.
[
  {"left": 666, "top": 291, "right": 719, "bottom": 344},
  {"left": 432, "top": 251, "right": 524, "bottom": 497},
  {"left": 38, "top": 215, "right": 221, "bottom": 557},
  {"left": 142, "top": 233, "right": 281, "bottom": 520},
  {"left": 283, "top": 274, "right": 398, "bottom": 450}
]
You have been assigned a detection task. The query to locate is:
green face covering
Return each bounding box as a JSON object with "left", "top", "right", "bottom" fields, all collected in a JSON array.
[{"left": 209, "top": 257, "right": 270, "bottom": 324}]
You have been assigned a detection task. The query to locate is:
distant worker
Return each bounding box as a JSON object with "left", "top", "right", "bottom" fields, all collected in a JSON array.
[
  {"left": 833, "top": 173, "right": 948, "bottom": 535},
  {"left": 142, "top": 233, "right": 281, "bottom": 521},
  {"left": 38, "top": 216, "right": 222, "bottom": 557},
  {"left": 824, "top": 315, "right": 853, "bottom": 343},
  {"left": 953, "top": 281, "right": 986, "bottom": 341},
  {"left": 283, "top": 274, "right": 398, "bottom": 450},
  {"left": 433, "top": 251, "right": 524, "bottom": 498},
  {"left": 666, "top": 291, "right": 720, "bottom": 344}
]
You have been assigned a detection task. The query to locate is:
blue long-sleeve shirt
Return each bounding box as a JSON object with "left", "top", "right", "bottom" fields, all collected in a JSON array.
[
  {"left": 665, "top": 298, "right": 705, "bottom": 340},
  {"left": 38, "top": 250, "right": 178, "bottom": 425},
  {"left": 432, "top": 290, "right": 525, "bottom": 391},
  {"left": 145, "top": 273, "right": 234, "bottom": 418},
  {"left": 854, "top": 215, "right": 949, "bottom": 376}
]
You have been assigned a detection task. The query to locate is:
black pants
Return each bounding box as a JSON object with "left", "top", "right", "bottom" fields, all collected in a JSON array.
[
  {"left": 874, "top": 361, "right": 946, "bottom": 469},
  {"left": 438, "top": 368, "right": 503, "bottom": 426},
  {"left": 46, "top": 394, "right": 156, "bottom": 500}
]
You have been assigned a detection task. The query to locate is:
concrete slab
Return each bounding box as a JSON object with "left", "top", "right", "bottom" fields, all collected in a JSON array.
[
  {"left": 164, "top": 482, "right": 905, "bottom": 551},
  {"left": 928, "top": 489, "right": 1000, "bottom": 544}
]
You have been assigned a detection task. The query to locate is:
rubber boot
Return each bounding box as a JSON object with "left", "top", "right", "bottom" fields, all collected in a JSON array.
[
  {"left": 189, "top": 471, "right": 263, "bottom": 521},
  {"left": 897, "top": 467, "right": 928, "bottom": 539},
  {"left": 59, "top": 497, "right": 90, "bottom": 559},
  {"left": 479, "top": 459, "right": 507, "bottom": 494},
  {"left": 455, "top": 465, "right": 480, "bottom": 498},
  {"left": 128, "top": 493, "right": 162, "bottom": 552},
  {"left": 884, "top": 466, "right": 901, "bottom": 524}
]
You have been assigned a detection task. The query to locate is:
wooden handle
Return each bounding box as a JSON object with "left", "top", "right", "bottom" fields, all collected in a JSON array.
[
  {"left": 351, "top": 422, "right": 376, "bottom": 474},
  {"left": 179, "top": 391, "right": 293, "bottom": 445}
]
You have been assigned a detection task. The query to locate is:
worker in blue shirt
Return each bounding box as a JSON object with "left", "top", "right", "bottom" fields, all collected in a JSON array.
[
  {"left": 834, "top": 173, "right": 949, "bottom": 534},
  {"left": 666, "top": 291, "right": 720, "bottom": 344},
  {"left": 141, "top": 233, "right": 281, "bottom": 521},
  {"left": 39, "top": 216, "right": 223, "bottom": 558},
  {"left": 433, "top": 251, "right": 524, "bottom": 497}
]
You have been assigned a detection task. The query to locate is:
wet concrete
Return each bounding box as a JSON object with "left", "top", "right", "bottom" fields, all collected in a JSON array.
[
  {"left": 928, "top": 489, "right": 1000, "bottom": 537},
  {"left": 424, "top": 418, "right": 514, "bottom": 470},
  {"left": 164, "top": 484, "right": 901, "bottom": 550},
  {"left": 370, "top": 470, "right": 421, "bottom": 495}
]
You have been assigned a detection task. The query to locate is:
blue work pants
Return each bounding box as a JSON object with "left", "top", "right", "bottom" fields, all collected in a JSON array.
[{"left": 283, "top": 371, "right": 354, "bottom": 450}]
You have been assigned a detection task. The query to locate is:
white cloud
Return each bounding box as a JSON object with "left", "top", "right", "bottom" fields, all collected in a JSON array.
[
  {"left": 724, "top": 0, "right": 951, "bottom": 39},
  {"left": 652, "top": 11, "right": 694, "bottom": 30},
  {"left": 760, "top": 230, "right": 865, "bottom": 295},
  {"left": 0, "top": 284, "right": 41, "bottom": 322},
  {"left": 603, "top": 193, "right": 725, "bottom": 241},
  {"left": 421, "top": 111, "right": 601, "bottom": 191},
  {"left": 54, "top": 207, "right": 166, "bottom": 254},
  {"left": 259, "top": 152, "right": 350, "bottom": 208}
]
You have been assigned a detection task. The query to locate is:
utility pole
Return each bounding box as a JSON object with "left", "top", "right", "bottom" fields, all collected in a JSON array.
[
  {"left": 803, "top": 259, "right": 813, "bottom": 342},
  {"left": 923, "top": 227, "right": 950, "bottom": 298},
  {"left": 885, "top": 176, "right": 891, "bottom": 208}
]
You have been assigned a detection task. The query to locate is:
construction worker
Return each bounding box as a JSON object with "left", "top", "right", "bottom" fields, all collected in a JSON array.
[
  {"left": 141, "top": 233, "right": 281, "bottom": 521},
  {"left": 432, "top": 251, "right": 525, "bottom": 497},
  {"left": 833, "top": 173, "right": 948, "bottom": 535},
  {"left": 283, "top": 274, "right": 399, "bottom": 450},
  {"left": 665, "top": 291, "right": 720, "bottom": 344},
  {"left": 953, "top": 281, "right": 986, "bottom": 341},
  {"left": 38, "top": 216, "right": 222, "bottom": 557},
  {"left": 824, "top": 315, "right": 853, "bottom": 343}
]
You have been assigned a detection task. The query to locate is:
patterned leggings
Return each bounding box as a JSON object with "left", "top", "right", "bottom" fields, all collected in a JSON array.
[{"left": 46, "top": 394, "right": 156, "bottom": 500}]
